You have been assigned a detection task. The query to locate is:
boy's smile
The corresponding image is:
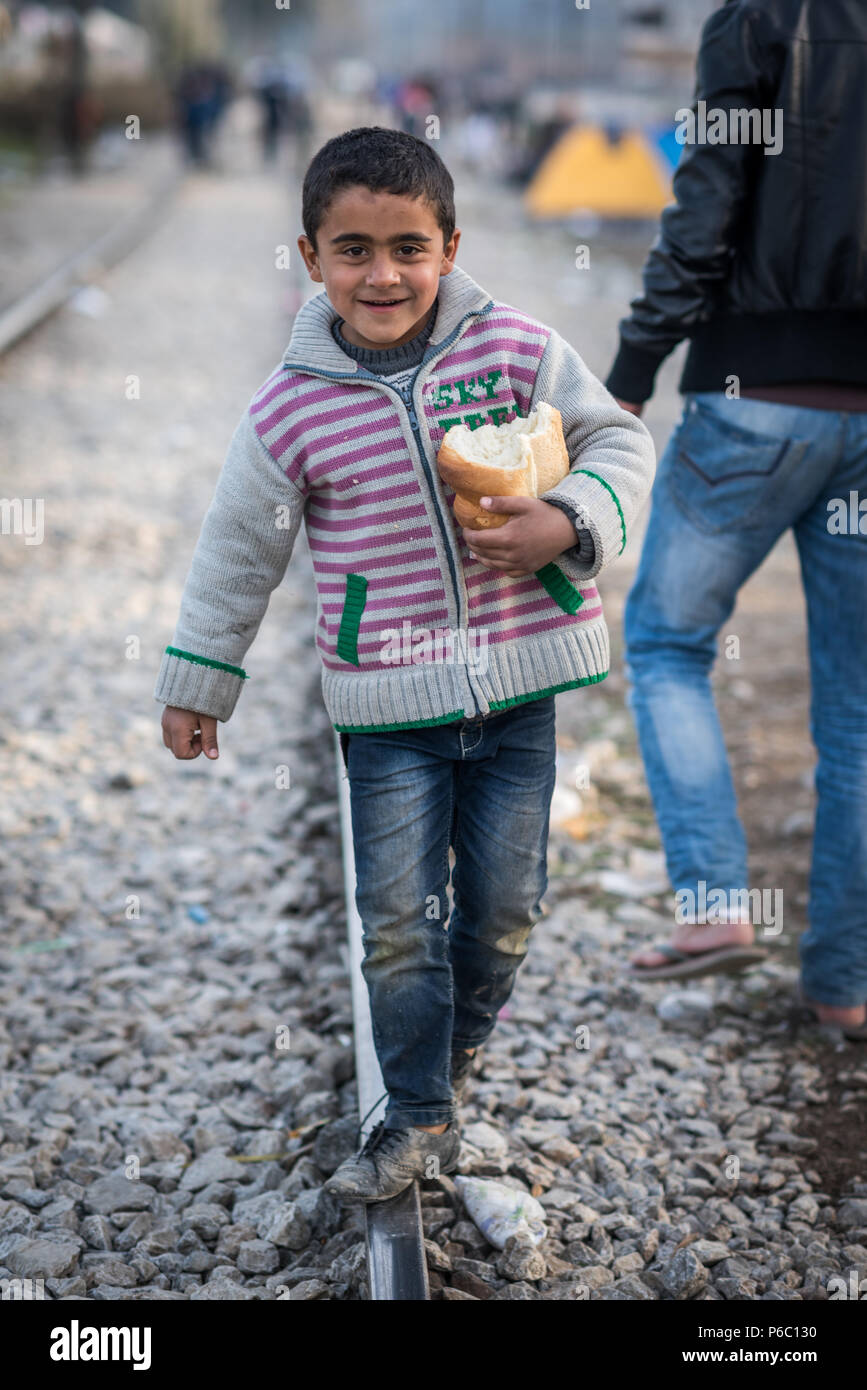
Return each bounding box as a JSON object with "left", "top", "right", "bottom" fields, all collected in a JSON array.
[{"left": 298, "top": 186, "right": 460, "bottom": 352}]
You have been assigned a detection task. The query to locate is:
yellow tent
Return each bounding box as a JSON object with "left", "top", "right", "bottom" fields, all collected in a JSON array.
[{"left": 525, "top": 124, "right": 671, "bottom": 220}]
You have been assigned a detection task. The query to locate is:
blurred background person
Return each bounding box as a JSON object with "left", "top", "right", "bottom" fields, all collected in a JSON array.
[
  {"left": 251, "top": 59, "right": 288, "bottom": 164},
  {"left": 174, "top": 60, "right": 231, "bottom": 169}
]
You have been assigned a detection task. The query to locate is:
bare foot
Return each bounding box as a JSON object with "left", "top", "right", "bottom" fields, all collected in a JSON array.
[
  {"left": 803, "top": 997, "right": 867, "bottom": 1028},
  {"left": 631, "top": 919, "right": 756, "bottom": 970}
]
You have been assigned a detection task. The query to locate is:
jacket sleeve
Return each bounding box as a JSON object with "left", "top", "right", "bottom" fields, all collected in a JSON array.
[
  {"left": 532, "top": 327, "right": 656, "bottom": 584},
  {"left": 153, "top": 408, "right": 305, "bottom": 721},
  {"left": 604, "top": 0, "right": 778, "bottom": 403}
]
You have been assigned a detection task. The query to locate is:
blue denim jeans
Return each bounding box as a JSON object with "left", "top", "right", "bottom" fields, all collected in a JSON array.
[
  {"left": 624, "top": 390, "right": 867, "bottom": 1008},
  {"left": 342, "top": 695, "right": 557, "bottom": 1128}
]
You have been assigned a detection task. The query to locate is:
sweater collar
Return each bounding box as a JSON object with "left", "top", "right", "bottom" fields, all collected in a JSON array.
[
  {"left": 281, "top": 264, "right": 493, "bottom": 373},
  {"left": 331, "top": 296, "right": 438, "bottom": 371}
]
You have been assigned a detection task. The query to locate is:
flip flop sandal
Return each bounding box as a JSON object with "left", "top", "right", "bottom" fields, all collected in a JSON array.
[
  {"left": 629, "top": 941, "right": 769, "bottom": 982},
  {"left": 796, "top": 994, "right": 867, "bottom": 1042}
]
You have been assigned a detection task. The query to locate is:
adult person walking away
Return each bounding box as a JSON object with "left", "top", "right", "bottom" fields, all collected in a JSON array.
[{"left": 604, "top": 0, "right": 867, "bottom": 1038}]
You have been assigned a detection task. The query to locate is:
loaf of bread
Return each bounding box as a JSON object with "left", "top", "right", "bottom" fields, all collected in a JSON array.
[{"left": 436, "top": 402, "right": 570, "bottom": 529}]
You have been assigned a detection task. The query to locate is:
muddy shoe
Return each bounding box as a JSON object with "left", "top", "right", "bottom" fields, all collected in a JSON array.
[
  {"left": 324, "top": 1119, "right": 461, "bottom": 1203},
  {"left": 451, "top": 1046, "right": 483, "bottom": 1102}
]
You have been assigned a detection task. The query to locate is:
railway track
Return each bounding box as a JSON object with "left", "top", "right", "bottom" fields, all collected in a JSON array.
[
  {"left": 0, "top": 167, "right": 180, "bottom": 357},
  {"left": 335, "top": 732, "right": 430, "bottom": 1301}
]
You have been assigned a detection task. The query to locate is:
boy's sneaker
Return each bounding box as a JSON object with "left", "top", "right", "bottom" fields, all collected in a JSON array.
[
  {"left": 324, "top": 1119, "right": 461, "bottom": 1203},
  {"left": 451, "top": 1046, "right": 483, "bottom": 1103}
]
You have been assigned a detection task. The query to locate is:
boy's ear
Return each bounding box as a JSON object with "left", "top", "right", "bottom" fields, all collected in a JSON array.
[
  {"left": 440, "top": 227, "right": 461, "bottom": 274},
  {"left": 297, "top": 235, "right": 323, "bottom": 282}
]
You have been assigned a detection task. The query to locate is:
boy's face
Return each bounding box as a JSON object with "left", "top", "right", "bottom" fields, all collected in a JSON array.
[{"left": 297, "top": 186, "right": 460, "bottom": 352}]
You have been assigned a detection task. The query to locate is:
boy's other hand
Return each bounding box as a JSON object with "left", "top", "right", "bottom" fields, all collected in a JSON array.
[
  {"left": 162, "top": 705, "right": 219, "bottom": 760},
  {"left": 614, "top": 397, "right": 644, "bottom": 417},
  {"left": 462, "top": 496, "right": 581, "bottom": 576}
]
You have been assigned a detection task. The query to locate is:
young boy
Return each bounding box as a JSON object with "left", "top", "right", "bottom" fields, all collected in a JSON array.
[{"left": 156, "top": 126, "right": 655, "bottom": 1202}]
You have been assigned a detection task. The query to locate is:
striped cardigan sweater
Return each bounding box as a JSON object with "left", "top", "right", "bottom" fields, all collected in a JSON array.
[{"left": 154, "top": 265, "right": 656, "bottom": 733}]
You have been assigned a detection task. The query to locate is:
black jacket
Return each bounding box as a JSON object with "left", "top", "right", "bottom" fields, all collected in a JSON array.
[{"left": 605, "top": 0, "right": 867, "bottom": 403}]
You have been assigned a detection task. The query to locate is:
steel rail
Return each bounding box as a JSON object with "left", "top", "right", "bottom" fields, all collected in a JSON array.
[
  {"left": 334, "top": 732, "right": 430, "bottom": 1301},
  {"left": 0, "top": 167, "right": 179, "bottom": 356}
]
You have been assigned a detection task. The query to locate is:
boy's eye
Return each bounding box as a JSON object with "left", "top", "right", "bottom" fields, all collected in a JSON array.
[{"left": 341, "top": 245, "right": 423, "bottom": 257}]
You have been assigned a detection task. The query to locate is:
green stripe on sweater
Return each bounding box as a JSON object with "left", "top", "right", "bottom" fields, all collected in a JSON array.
[
  {"left": 336, "top": 573, "right": 368, "bottom": 666},
  {"left": 333, "top": 673, "right": 609, "bottom": 732},
  {"left": 534, "top": 562, "right": 585, "bottom": 614},
  {"left": 165, "top": 647, "right": 247, "bottom": 679},
  {"left": 573, "top": 469, "right": 627, "bottom": 554},
  {"left": 334, "top": 709, "right": 465, "bottom": 733},
  {"left": 488, "top": 671, "right": 608, "bottom": 711}
]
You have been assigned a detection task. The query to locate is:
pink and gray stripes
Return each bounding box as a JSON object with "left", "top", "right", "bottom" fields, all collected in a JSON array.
[
  {"left": 154, "top": 264, "right": 655, "bottom": 731},
  {"left": 249, "top": 305, "right": 600, "bottom": 675}
]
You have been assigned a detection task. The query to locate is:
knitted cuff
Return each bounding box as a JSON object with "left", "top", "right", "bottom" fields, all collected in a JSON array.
[
  {"left": 154, "top": 647, "right": 247, "bottom": 722},
  {"left": 544, "top": 496, "right": 597, "bottom": 567},
  {"left": 603, "top": 340, "right": 665, "bottom": 405},
  {"left": 541, "top": 468, "right": 627, "bottom": 582}
]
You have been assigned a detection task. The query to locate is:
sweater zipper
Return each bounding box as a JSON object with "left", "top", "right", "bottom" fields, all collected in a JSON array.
[
  {"left": 366, "top": 373, "right": 484, "bottom": 714},
  {"left": 279, "top": 364, "right": 463, "bottom": 619},
  {"left": 281, "top": 300, "right": 494, "bottom": 712},
  {"left": 389, "top": 374, "right": 461, "bottom": 618},
  {"left": 377, "top": 307, "right": 495, "bottom": 711}
]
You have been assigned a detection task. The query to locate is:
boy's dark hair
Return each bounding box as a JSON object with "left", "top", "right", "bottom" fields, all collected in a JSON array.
[{"left": 302, "top": 126, "right": 455, "bottom": 251}]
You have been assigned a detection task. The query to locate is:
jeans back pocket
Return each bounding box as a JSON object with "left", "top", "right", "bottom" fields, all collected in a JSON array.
[{"left": 668, "top": 395, "right": 809, "bottom": 534}]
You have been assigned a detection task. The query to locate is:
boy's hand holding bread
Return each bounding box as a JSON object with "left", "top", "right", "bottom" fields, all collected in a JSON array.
[
  {"left": 436, "top": 402, "right": 578, "bottom": 576},
  {"left": 456, "top": 493, "right": 579, "bottom": 576}
]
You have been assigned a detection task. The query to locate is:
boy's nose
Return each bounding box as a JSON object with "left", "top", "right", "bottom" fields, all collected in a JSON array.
[{"left": 365, "top": 259, "right": 401, "bottom": 285}]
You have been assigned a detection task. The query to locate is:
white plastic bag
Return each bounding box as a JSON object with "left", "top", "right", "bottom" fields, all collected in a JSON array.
[{"left": 454, "top": 1175, "right": 547, "bottom": 1250}]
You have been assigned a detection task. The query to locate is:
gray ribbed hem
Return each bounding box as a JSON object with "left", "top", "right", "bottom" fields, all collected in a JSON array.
[
  {"left": 324, "top": 619, "right": 610, "bottom": 731},
  {"left": 154, "top": 651, "right": 246, "bottom": 722}
]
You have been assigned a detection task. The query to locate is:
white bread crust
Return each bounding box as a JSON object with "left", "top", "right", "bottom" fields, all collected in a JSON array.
[{"left": 437, "top": 403, "right": 569, "bottom": 529}]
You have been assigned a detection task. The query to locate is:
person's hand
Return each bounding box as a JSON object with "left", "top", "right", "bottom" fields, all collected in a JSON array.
[
  {"left": 461, "top": 496, "right": 579, "bottom": 576},
  {"left": 161, "top": 705, "right": 220, "bottom": 760},
  {"left": 615, "top": 397, "right": 644, "bottom": 417}
]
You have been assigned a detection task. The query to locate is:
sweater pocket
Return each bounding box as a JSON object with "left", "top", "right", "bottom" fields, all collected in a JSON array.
[
  {"left": 336, "top": 573, "right": 368, "bottom": 666},
  {"left": 534, "top": 562, "right": 585, "bottom": 615}
]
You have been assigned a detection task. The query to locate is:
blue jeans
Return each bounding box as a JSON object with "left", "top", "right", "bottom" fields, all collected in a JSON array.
[
  {"left": 342, "top": 696, "right": 557, "bottom": 1128},
  {"left": 624, "top": 391, "right": 867, "bottom": 1008}
]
